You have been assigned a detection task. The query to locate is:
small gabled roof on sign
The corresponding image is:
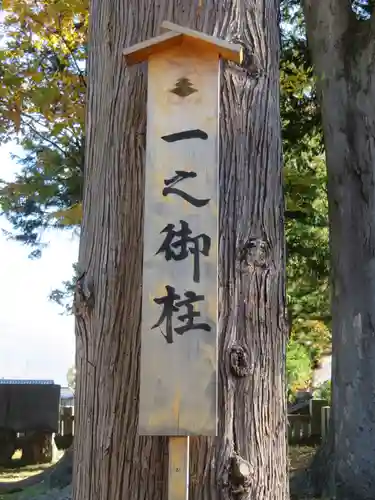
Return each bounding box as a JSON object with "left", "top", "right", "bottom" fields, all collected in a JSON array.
[{"left": 123, "top": 21, "right": 243, "bottom": 66}]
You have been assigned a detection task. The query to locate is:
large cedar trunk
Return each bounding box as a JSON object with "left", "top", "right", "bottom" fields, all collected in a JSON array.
[
  {"left": 303, "top": 1, "right": 375, "bottom": 499},
  {"left": 73, "top": 2, "right": 287, "bottom": 500}
]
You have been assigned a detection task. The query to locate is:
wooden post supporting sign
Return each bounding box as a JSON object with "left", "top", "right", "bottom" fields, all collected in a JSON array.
[{"left": 124, "top": 22, "right": 242, "bottom": 500}]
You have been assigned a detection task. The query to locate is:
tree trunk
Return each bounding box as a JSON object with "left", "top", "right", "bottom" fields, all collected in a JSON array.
[
  {"left": 73, "top": 2, "right": 287, "bottom": 500},
  {"left": 303, "top": 1, "right": 375, "bottom": 498}
]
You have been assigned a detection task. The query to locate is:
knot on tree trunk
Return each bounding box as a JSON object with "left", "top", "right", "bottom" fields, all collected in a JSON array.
[
  {"left": 229, "top": 454, "right": 252, "bottom": 497},
  {"left": 227, "top": 36, "right": 264, "bottom": 79},
  {"left": 73, "top": 272, "right": 95, "bottom": 318},
  {"left": 237, "top": 237, "right": 270, "bottom": 271},
  {"left": 230, "top": 345, "right": 251, "bottom": 377}
]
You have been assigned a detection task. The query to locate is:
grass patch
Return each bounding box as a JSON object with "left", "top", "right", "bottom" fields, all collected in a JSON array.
[
  {"left": 0, "top": 464, "right": 50, "bottom": 483},
  {"left": 0, "top": 483, "right": 51, "bottom": 500},
  {"left": 0, "top": 446, "right": 317, "bottom": 499},
  {"left": 0, "top": 449, "right": 63, "bottom": 499},
  {"left": 0, "top": 450, "right": 51, "bottom": 484}
]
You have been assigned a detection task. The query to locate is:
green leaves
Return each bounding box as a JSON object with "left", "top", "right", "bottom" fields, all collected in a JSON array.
[
  {"left": 286, "top": 340, "right": 312, "bottom": 399},
  {"left": 281, "top": 1, "right": 331, "bottom": 389},
  {"left": 0, "top": 0, "right": 86, "bottom": 249},
  {"left": 49, "top": 262, "right": 80, "bottom": 315},
  {"left": 0, "top": 0, "right": 332, "bottom": 378},
  {"left": 50, "top": 203, "right": 82, "bottom": 226}
]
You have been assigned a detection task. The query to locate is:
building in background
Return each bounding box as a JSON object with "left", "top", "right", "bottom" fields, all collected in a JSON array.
[
  {"left": 0, "top": 378, "right": 74, "bottom": 408},
  {"left": 60, "top": 386, "right": 74, "bottom": 407}
]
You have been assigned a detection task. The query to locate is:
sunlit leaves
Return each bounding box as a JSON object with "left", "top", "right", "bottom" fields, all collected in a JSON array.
[
  {"left": 281, "top": 1, "right": 331, "bottom": 376},
  {"left": 0, "top": 0, "right": 87, "bottom": 246},
  {"left": 286, "top": 340, "right": 312, "bottom": 399},
  {"left": 0, "top": 0, "right": 332, "bottom": 373},
  {"left": 50, "top": 202, "right": 82, "bottom": 226}
]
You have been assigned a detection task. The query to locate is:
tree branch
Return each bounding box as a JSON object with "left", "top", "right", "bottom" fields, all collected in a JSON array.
[
  {"left": 53, "top": 28, "right": 87, "bottom": 89},
  {"left": 56, "top": 16, "right": 87, "bottom": 89},
  {"left": 23, "top": 118, "right": 68, "bottom": 156}
]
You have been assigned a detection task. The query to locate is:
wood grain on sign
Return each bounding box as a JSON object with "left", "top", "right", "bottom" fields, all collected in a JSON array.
[
  {"left": 139, "top": 41, "right": 219, "bottom": 436},
  {"left": 159, "top": 21, "right": 243, "bottom": 64},
  {"left": 168, "top": 437, "right": 189, "bottom": 500},
  {"left": 123, "top": 23, "right": 243, "bottom": 66},
  {"left": 123, "top": 31, "right": 184, "bottom": 66}
]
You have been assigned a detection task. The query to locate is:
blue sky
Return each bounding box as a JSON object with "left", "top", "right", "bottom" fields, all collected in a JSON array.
[{"left": 0, "top": 143, "right": 78, "bottom": 385}]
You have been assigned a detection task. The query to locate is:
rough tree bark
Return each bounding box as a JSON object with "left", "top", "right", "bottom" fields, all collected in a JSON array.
[
  {"left": 73, "top": 1, "right": 287, "bottom": 500},
  {"left": 302, "top": 1, "right": 375, "bottom": 499}
]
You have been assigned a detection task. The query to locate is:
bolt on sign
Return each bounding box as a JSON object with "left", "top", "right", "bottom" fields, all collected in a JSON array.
[{"left": 124, "top": 22, "right": 243, "bottom": 438}]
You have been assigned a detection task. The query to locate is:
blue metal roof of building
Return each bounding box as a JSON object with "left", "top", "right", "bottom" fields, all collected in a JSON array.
[{"left": 0, "top": 379, "right": 55, "bottom": 385}]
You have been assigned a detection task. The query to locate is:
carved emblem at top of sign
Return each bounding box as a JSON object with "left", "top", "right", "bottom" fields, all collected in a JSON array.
[{"left": 170, "top": 77, "right": 197, "bottom": 98}]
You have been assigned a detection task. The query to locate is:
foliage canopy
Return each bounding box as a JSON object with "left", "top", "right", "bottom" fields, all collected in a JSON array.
[{"left": 0, "top": 0, "right": 332, "bottom": 387}]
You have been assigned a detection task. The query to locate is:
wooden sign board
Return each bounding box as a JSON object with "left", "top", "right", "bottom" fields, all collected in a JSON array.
[{"left": 124, "top": 23, "right": 242, "bottom": 437}]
